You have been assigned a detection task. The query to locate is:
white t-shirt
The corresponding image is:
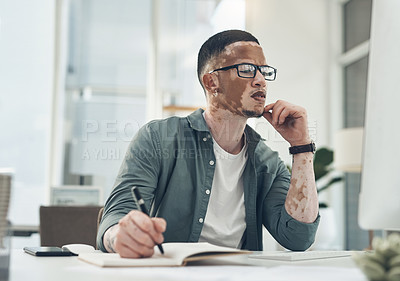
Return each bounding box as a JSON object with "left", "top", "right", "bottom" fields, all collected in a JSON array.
[{"left": 198, "top": 135, "right": 248, "bottom": 248}]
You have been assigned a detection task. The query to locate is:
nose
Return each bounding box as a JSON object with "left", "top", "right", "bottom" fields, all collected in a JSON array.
[{"left": 252, "top": 68, "right": 266, "bottom": 88}]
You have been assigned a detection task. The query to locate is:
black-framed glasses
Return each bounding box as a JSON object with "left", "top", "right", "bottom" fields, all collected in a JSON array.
[{"left": 209, "top": 63, "right": 277, "bottom": 81}]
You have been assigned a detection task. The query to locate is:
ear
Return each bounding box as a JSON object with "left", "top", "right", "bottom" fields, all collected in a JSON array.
[{"left": 202, "top": 73, "right": 219, "bottom": 93}]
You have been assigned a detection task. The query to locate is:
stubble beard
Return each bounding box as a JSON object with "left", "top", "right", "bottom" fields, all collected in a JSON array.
[{"left": 242, "top": 109, "right": 264, "bottom": 118}]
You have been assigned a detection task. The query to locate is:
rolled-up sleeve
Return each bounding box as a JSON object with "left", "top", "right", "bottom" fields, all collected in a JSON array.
[
  {"left": 262, "top": 161, "right": 320, "bottom": 251},
  {"left": 276, "top": 206, "right": 320, "bottom": 251},
  {"left": 96, "top": 123, "right": 161, "bottom": 252}
]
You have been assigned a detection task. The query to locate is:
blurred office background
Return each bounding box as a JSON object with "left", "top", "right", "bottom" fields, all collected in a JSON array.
[{"left": 0, "top": 0, "right": 372, "bottom": 250}]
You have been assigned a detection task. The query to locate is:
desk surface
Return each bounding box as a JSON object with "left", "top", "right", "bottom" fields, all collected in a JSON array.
[{"left": 9, "top": 249, "right": 368, "bottom": 281}]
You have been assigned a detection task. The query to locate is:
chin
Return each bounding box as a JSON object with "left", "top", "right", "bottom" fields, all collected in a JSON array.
[{"left": 242, "top": 109, "right": 264, "bottom": 118}]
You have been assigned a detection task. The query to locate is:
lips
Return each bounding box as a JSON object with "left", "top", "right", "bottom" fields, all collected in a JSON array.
[{"left": 251, "top": 90, "right": 266, "bottom": 101}]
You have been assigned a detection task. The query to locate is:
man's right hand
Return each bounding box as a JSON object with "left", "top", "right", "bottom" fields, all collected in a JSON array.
[{"left": 103, "top": 210, "right": 166, "bottom": 258}]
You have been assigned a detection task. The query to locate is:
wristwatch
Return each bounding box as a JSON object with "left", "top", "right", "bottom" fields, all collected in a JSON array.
[{"left": 289, "top": 141, "right": 316, "bottom": 155}]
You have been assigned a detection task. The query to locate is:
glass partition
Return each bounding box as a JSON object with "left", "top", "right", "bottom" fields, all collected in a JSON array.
[{"left": 62, "top": 0, "right": 246, "bottom": 198}]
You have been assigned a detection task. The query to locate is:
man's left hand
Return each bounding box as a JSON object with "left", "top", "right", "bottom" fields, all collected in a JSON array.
[{"left": 263, "top": 100, "right": 311, "bottom": 146}]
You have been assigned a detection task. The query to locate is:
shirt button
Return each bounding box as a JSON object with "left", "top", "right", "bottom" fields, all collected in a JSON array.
[
  {"left": 209, "top": 160, "right": 215, "bottom": 166},
  {"left": 205, "top": 189, "right": 210, "bottom": 195},
  {"left": 202, "top": 137, "right": 207, "bottom": 142},
  {"left": 199, "top": 218, "right": 204, "bottom": 223}
]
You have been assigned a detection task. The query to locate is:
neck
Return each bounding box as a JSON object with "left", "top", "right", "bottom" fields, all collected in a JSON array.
[{"left": 204, "top": 107, "right": 247, "bottom": 154}]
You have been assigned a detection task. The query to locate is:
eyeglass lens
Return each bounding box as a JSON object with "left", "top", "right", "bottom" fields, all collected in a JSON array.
[{"left": 237, "top": 64, "right": 275, "bottom": 80}]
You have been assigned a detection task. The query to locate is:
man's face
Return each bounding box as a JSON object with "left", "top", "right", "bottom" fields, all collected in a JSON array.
[{"left": 211, "top": 41, "right": 267, "bottom": 118}]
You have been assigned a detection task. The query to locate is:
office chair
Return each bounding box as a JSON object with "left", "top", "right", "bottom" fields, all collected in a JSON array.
[
  {"left": 97, "top": 207, "right": 104, "bottom": 232},
  {"left": 39, "top": 206, "right": 102, "bottom": 248}
]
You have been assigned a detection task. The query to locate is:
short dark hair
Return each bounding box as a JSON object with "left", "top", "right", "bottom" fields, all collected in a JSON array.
[{"left": 197, "top": 30, "right": 260, "bottom": 88}]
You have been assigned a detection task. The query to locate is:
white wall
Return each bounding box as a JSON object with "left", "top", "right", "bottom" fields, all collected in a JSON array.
[
  {"left": 246, "top": 0, "right": 342, "bottom": 249},
  {"left": 246, "top": 0, "right": 330, "bottom": 159}
]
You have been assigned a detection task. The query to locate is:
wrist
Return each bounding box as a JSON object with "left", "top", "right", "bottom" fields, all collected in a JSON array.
[
  {"left": 104, "top": 224, "right": 118, "bottom": 253},
  {"left": 289, "top": 137, "right": 311, "bottom": 147}
]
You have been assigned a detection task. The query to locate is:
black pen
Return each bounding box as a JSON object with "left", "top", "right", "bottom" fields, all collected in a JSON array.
[{"left": 131, "top": 186, "right": 164, "bottom": 255}]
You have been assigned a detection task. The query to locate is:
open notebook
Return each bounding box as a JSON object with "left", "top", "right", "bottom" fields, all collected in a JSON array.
[{"left": 78, "top": 242, "right": 251, "bottom": 267}]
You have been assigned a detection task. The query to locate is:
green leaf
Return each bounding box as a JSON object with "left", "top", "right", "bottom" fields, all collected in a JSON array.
[
  {"left": 314, "top": 148, "right": 334, "bottom": 166},
  {"left": 314, "top": 147, "right": 334, "bottom": 181},
  {"left": 319, "top": 202, "right": 329, "bottom": 208},
  {"left": 317, "top": 177, "right": 343, "bottom": 193}
]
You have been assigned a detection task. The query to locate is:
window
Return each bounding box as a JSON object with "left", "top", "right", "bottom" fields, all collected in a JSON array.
[
  {"left": 62, "top": 0, "right": 246, "bottom": 198},
  {"left": 2, "top": 0, "right": 245, "bottom": 248},
  {"left": 0, "top": 0, "right": 55, "bottom": 248},
  {"left": 341, "top": 0, "right": 372, "bottom": 250},
  {"left": 343, "top": 0, "right": 372, "bottom": 52}
]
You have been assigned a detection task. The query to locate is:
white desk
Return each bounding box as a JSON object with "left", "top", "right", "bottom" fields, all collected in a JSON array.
[{"left": 8, "top": 249, "right": 368, "bottom": 281}]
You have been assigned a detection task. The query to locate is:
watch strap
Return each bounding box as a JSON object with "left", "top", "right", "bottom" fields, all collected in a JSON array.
[{"left": 289, "top": 142, "right": 316, "bottom": 155}]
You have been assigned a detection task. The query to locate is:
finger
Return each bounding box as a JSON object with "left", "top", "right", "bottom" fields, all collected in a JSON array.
[
  {"left": 278, "top": 107, "right": 291, "bottom": 125},
  {"left": 270, "top": 103, "right": 285, "bottom": 125},
  {"left": 119, "top": 211, "right": 156, "bottom": 247},
  {"left": 117, "top": 246, "right": 141, "bottom": 259},
  {"left": 152, "top": 217, "right": 167, "bottom": 233},
  {"left": 264, "top": 102, "right": 275, "bottom": 112},
  {"left": 112, "top": 227, "right": 143, "bottom": 258},
  {"left": 129, "top": 212, "right": 161, "bottom": 246},
  {"left": 129, "top": 210, "right": 155, "bottom": 233},
  {"left": 120, "top": 239, "right": 154, "bottom": 258},
  {"left": 151, "top": 218, "right": 166, "bottom": 244},
  {"left": 129, "top": 211, "right": 166, "bottom": 246},
  {"left": 263, "top": 111, "right": 273, "bottom": 124},
  {"left": 142, "top": 218, "right": 164, "bottom": 245},
  {"left": 116, "top": 234, "right": 155, "bottom": 258},
  {"left": 115, "top": 220, "right": 156, "bottom": 258},
  {"left": 130, "top": 221, "right": 158, "bottom": 248},
  {"left": 113, "top": 229, "right": 139, "bottom": 257}
]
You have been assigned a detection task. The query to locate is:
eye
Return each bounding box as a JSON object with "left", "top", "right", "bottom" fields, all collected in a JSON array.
[
  {"left": 238, "top": 64, "right": 255, "bottom": 75},
  {"left": 260, "top": 67, "right": 274, "bottom": 77}
]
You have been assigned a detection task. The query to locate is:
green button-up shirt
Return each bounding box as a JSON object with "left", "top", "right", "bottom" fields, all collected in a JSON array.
[{"left": 97, "top": 109, "right": 319, "bottom": 252}]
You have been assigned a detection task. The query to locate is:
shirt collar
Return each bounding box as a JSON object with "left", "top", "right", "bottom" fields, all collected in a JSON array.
[
  {"left": 187, "top": 108, "right": 263, "bottom": 143},
  {"left": 186, "top": 108, "right": 209, "bottom": 132}
]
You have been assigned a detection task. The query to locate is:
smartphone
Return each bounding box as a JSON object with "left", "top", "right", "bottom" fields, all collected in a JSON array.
[{"left": 23, "top": 246, "right": 74, "bottom": 257}]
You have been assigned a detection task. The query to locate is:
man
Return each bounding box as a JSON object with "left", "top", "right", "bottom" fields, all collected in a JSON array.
[{"left": 97, "top": 30, "right": 320, "bottom": 258}]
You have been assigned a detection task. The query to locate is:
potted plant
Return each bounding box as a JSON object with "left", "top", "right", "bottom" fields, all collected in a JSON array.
[
  {"left": 287, "top": 147, "right": 343, "bottom": 249},
  {"left": 313, "top": 147, "right": 343, "bottom": 249},
  {"left": 286, "top": 147, "right": 342, "bottom": 205},
  {"left": 313, "top": 147, "right": 343, "bottom": 207}
]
